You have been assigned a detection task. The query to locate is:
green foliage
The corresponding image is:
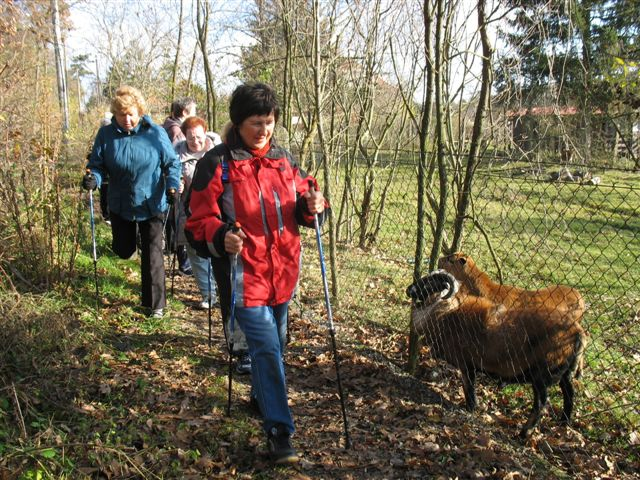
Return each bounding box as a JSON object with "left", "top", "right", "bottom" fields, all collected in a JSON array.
[
  {"left": 497, "top": 0, "right": 639, "bottom": 108},
  {"left": 497, "top": 0, "right": 640, "bottom": 165}
]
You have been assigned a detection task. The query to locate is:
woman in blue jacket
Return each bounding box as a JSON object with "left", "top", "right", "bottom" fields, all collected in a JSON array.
[{"left": 83, "top": 85, "right": 181, "bottom": 318}]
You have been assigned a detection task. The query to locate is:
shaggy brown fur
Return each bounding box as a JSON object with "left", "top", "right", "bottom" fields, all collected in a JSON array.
[
  {"left": 437, "top": 252, "right": 585, "bottom": 321},
  {"left": 407, "top": 271, "right": 587, "bottom": 438}
]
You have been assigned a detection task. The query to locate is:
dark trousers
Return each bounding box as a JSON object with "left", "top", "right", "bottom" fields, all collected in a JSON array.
[
  {"left": 110, "top": 212, "right": 166, "bottom": 311},
  {"left": 99, "top": 181, "right": 110, "bottom": 220}
]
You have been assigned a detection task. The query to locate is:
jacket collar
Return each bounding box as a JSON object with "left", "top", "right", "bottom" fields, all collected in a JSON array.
[
  {"left": 112, "top": 115, "right": 151, "bottom": 135},
  {"left": 226, "top": 127, "right": 287, "bottom": 161}
]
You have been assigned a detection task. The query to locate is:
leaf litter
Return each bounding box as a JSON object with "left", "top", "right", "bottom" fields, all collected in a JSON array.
[{"left": 2, "top": 269, "right": 638, "bottom": 479}]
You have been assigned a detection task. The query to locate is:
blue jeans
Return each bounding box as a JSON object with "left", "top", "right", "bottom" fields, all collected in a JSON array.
[
  {"left": 234, "top": 303, "right": 293, "bottom": 435},
  {"left": 185, "top": 244, "right": 216, "bottom": 301}
]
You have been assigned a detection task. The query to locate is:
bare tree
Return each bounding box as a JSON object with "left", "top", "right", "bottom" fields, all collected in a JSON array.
[
  {"left": 196, "top": 0, "right": 217, "bottom": 130},
  {"left": 450, "top": 0, "right": 494, "bottom": 252},
  {"left": 310, "top": 0, "right": 341, "bottom": 299},
  {"left": 341, "top": 0, "right": 408, "bottom": 249},
  {"left": 390, "top": 0, "right": 437, "bottom": 372},
  {"left": 79, "top": 0, "right": 179, "bottom": 110},
  {"left": 171, "top": 0, "right": 185, "bottom": 100},
  {"left": 51, "top": 0, "right": 69, "bottom": 133},
  {"left": 389, "top": 0, "right": 499, "bottom": 372}
]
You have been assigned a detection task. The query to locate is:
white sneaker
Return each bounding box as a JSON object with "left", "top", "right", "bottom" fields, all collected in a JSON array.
[
  {"left": 197, "top": 297, "right": 218, "bottom": 310},
  {"left": 151, "top": 308, "right": 163, "bottom": 318}
]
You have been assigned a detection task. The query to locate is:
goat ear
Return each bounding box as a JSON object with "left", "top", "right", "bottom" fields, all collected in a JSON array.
[
  {"left": 406, "top": 282, "right": 419, "bottom": 299},
  {"left": 406, "top": 277, "right": 428, "bottom": 299},
  {"left": 406, "top": 275, "right": 432, "bottom": 300}
]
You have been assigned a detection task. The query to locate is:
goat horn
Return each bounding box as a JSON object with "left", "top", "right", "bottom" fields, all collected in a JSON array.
[{"left": 431, "top": 270, "right": 459, "bottom": 300}]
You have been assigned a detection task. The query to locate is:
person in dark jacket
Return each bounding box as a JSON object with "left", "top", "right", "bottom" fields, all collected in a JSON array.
[
  {"left": 83, "top": 85, "right": 181, "bottom": 318},
  {"left": 162, "top": 97, "right": 197, "bottom": 145},
  {"left": 185, "top": 82, "right": 328, "bottom": 464},
  {"left": 162, "top": 97, "right": 197, "bottom": 272}
]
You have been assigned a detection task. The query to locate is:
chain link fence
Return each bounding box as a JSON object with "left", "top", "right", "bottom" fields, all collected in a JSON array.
[{"left": 301, "top": 149, "right": 640, "bottom": 463}]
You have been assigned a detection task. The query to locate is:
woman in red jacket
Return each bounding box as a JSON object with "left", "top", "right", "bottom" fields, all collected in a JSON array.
[{"left": 185, "top": 83, "right": 327, "bottom": 464}]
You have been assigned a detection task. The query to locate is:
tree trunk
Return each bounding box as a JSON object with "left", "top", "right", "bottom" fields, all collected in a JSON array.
[
  {"left": 186, "top": 42, "right": 198, "bottom": 95},
  {"left": 95, "top": 57, "right": 102, "bottom": 104},
  {"left": 429, "top": 0, "right": 448, "bottom": 270},
  {"left": 197, "top": 0, "right": 217, "bottom": 131},
  {"left": 407, "top": 0, "right": 435, "bottom": 374},
  {"left": 171, "top": 0, "right": 184, "bottom": 100},
  {"left": 576, "top": 2, "right": 593, "bottom": 164},
  {"left": 312, "top": 0, "right": 339, "bottom": 301},
  {"left": 451, "top": 0, "right": 493, "bottom": 252},
  {"left": 280, "top": 0, "right": 294, "bottom": 146},
  {"left": 51, "top": 0, "right": 69, "bottom": 134}
]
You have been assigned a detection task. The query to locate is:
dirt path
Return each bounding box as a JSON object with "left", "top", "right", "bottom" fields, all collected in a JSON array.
[{"left": 65, "top": 268, "right": 636, "bottom": 479}]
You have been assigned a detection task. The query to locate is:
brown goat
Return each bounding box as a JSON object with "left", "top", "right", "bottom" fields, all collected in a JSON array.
[
  {"left": 407, "top": 271, "right": 587, "bottom": 438},
  {"left": 438, "top": 252, "right": 585, "bottom": 322}
]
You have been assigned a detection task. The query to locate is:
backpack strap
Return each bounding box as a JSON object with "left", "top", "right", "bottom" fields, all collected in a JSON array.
[{"left": 221, "top": 150, "right": 230, "bottom": 183}]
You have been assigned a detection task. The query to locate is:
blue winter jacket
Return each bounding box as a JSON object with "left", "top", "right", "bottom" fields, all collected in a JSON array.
[{"left": 87, "top": 115, "right": 181, "bottom": 221}]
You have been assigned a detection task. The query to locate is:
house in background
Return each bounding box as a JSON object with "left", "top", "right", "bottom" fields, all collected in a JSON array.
[{"left": 507, "top": 105, "right": 639, "bottom": 163}]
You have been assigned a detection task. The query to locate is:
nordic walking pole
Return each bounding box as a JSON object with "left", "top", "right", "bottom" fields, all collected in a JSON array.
[
  {"left": 227, "top": 221, "right": 241, "bottom": 416},
  {"left": 169, "top": 188, "right": 178, "bottom": 297},
  {"left": 86, "top": 169, "right": 100, "bottom": 307},
  {"left": 207, "top": 260, "right": 212, "bottom": 348},
  {"left": 308, "top": 181, "right": 351, "bottom": 449},
  {"left": 162, "top": 201, "right": 172, "bottom": 257},
  {"left": 162, "top": 201, "right": 172, "bottom": 301}
]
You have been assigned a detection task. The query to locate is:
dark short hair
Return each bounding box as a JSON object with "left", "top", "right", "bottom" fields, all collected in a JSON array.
[
  {"left": 181, "top": 116, "right": 207, "bottom": 135},
  {"left": 170, "top": 97, "right": 196, "bottom": 118},
  {"left": 229, "top": 82, "right": 280, "bottom": 126}
]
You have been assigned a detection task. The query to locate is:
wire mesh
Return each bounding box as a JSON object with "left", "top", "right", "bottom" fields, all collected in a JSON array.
[{"left": 302, "top": 149, "right": 640, "bottom": 464}]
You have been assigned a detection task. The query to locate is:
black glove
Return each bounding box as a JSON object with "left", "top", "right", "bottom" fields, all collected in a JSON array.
[
  {"left": 82, "top": 172, "right": 97, "bottom": 191},
  {"left": 166, "top": 188, "right": 179, "bottom": 205}
]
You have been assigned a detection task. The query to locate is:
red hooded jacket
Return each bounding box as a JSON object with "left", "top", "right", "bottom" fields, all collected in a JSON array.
[{"left": 185, "top": 136, "right": 328, "bottom": 308}]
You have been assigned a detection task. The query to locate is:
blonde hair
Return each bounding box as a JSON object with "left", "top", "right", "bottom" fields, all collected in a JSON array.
[{"left": 110, "top": 85, "right": 146, "bottom": 115}]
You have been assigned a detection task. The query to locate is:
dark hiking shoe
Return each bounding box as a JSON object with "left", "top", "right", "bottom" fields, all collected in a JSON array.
[
  {"left": 178, "top": 264, "right": 193, "bottom": 276},
  {"left": 267, "top": 425, "right": 298, "bottom": 464},
  {"left": 236, "top": 353, "right": 252, "bottom": 374}
]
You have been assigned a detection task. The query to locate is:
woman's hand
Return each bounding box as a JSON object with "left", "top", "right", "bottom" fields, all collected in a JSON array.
[
  {"left": 304, "top": 189, "right": 325, "bottom": 214},
  {"left": 224, "top": 228, "right": 246, "bottom": 254}
]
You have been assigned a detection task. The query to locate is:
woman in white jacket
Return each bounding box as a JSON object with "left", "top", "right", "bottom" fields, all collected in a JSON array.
[{"left": 174, "top": 116, "right": 221, "bottom": 309}]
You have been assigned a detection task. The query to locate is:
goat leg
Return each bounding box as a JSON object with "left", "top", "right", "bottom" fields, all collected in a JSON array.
[
  {"left": 461, "top": 367, "right": 477, "bottom": 411},
  {"left": 520, "top": 380, "right": 548, "bottom": 438},
  {"left": 559, "top": 372, "right": 574, "bottom": 424}
]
